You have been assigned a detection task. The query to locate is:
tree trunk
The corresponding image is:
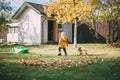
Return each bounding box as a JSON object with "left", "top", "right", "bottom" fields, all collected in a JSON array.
[
  {"left": 113, "top": 21, "right": 120, "bottom": 42},
  {"left": 108, "top": 21, "right": 111, "bottom": 44},
  {"left": 92, "top": 19, "right": 98, "bottom": 43},
  {"left": 73, "top": 18, "right": 77, "bottom": 47}
]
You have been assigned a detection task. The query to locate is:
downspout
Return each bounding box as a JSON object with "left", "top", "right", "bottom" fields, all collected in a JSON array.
[{"left": 41, "top": 15, "right": 47, "bottom": 44}]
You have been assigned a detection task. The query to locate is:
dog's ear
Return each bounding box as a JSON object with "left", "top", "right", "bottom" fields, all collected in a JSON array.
[
  {"left": 78, "top": 47, "right": 82, "bottom": 52},
  {"left": 79, "top": 47, "right": 82, "bottom": 50}
]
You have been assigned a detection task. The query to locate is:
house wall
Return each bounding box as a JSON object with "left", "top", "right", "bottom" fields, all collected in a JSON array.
[
  {"left": 7, "top": 27, "right": 18, "bottom": 42},
  {"left": 7, "top": 33, "right": 18, "bottom": 42},
  {"left": 62, "top": 23, "right": 72, "bottom": 43},
  {"left": 42, "top": 18, "right": 58, "bottom": 43},
  {"left": 18, "top": 7, "right": 41, "bottom": 45},
  {"left": 94, "top": 22, "right": 108, "bottom": 39},
  {"left": 94, "top": 22, "right": 120, "bottom": 42},
  {"left": 41, "top": 16, "right": 48, "bottom": 43}
]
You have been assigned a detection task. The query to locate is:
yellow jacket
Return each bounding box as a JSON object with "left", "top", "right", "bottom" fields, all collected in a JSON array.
[{"left": 59, "top": 36, "right": 68, "bottom": 48}]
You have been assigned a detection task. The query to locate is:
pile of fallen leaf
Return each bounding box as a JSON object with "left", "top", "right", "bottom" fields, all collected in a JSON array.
[
  {"left": 106, "top": 42, "right": 120, "bottom": 48},
  {"left": 15, "top": 57, "right": 100, "bottom": 70},
  {"left": 4, "top": 41, "right": 17, "bottom": 45}
]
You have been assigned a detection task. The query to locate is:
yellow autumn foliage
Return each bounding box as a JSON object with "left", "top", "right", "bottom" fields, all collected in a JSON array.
[{"left": 43, "top": 0, "right": 120, "bottom": 23}]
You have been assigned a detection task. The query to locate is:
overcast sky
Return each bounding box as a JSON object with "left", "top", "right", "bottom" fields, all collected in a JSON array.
[{"left": 10, "top": 0, "right": 49, "bottom": 12}]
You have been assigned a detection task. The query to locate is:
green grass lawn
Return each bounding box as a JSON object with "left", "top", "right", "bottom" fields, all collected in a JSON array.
[{"left": 0, "top": 44, "right": 120, "bottom": 80}]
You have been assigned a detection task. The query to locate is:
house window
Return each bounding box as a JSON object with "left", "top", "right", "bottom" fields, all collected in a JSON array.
[
  {"left": 8, "top": 28, "right": 12, "bottom": 33},
  {"left": 58, "top": 24, "right": 63, "bottom": 30},
  {"left": 8, "top": 27, "right": 18, "bottom": 33},
  {"left": 14, "top": 27, "right": 18, "bottom": 33}
]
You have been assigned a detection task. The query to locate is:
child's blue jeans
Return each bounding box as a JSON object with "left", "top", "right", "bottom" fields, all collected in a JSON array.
[{"left": 58, "top": 47, "right": 67, "bottom": 55}]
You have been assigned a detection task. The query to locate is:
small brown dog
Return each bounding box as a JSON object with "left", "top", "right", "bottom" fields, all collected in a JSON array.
[{"left": 77, "top": 47, "right": 87, "bottom": 55}]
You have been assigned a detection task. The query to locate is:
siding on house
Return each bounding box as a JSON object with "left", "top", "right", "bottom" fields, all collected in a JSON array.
[
  {"left": 7, "top": 33, "right": 18, "bottom": 42},
  {"left": 63, "top": 23, "right": 73, "bottom": 42},
  {"left": 18, "top": 7, "right": 41, "bottom": 45},
  {"left": 95, "top": 22, "right": 120, "bottom": 42},
  {"left": 94, "top": 22, "right": 108, "bottom": 39},
  {"left": 41, "top": 16, "right": 48, "bottom": 43}
]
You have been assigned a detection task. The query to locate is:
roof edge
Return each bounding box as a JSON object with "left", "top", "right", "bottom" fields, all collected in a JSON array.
[{"left": 12, "top": 1, "right": 46, "bottom": 19}]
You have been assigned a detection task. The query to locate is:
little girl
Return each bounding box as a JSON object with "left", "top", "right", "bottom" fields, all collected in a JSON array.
[{"left": 58, "top": 32, "right": 68, "bottom": 56}]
